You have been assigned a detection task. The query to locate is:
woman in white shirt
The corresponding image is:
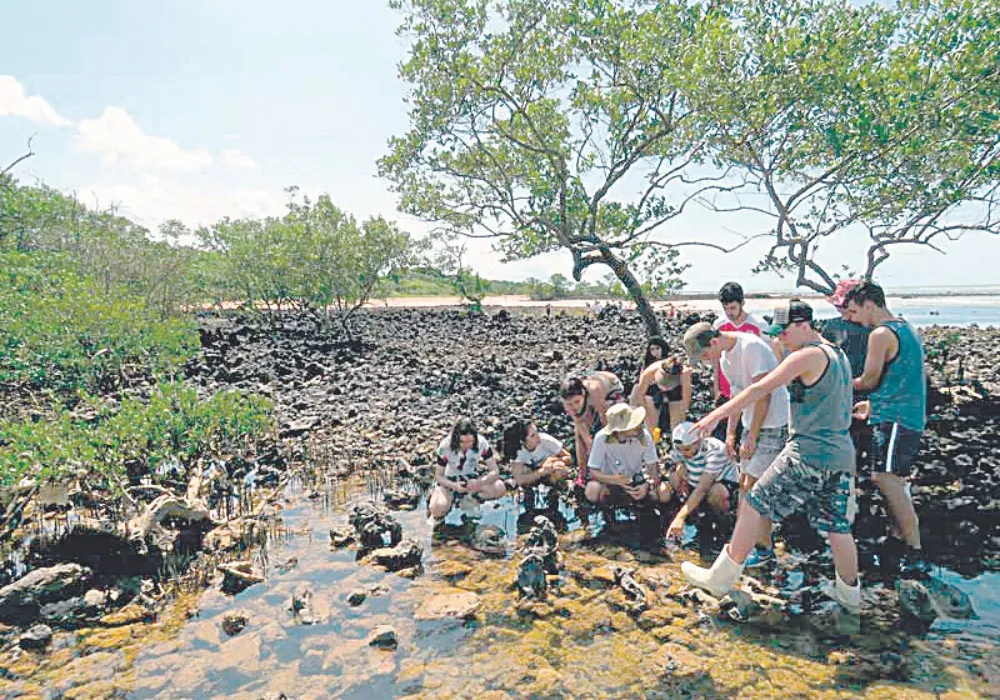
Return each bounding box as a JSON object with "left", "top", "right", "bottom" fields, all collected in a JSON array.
[{"left": 429, "top": 418, "right": 506, "bottom": 522}]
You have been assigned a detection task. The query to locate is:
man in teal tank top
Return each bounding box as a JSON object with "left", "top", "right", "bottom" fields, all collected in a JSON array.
[
  {"left": 680, "top": 300, "right": 862, "bottom": 615},
  {"left": 845, "top": 281, "right": 927, "bottom": 567}
]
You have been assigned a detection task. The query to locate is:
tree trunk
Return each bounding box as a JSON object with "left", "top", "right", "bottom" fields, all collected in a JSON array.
[{"left": 599, "top": 247, "right": 662, "bottom": 338}]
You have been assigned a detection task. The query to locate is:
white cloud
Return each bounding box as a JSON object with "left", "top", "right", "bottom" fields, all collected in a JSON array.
[
  {"left": 221, "top": 148, "right": 259, "bottom": 170},
  {"left": 0, "top": 75, "right": 71, "bottom": 126},
  {"left": 81, "top": 180, "right": 287, "bottom": 230},
  {"left": 77, "top": 107, "right": 213, "bottom": 172}
]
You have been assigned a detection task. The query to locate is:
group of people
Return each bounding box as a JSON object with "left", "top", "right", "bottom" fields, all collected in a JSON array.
[{"left": 428, "top": 280, "right": 930, "bottom": 616}]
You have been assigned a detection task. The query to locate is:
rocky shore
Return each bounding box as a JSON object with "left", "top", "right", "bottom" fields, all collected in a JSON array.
[{"left": 0, "top": 306, "right": 997, "bottom": 698}]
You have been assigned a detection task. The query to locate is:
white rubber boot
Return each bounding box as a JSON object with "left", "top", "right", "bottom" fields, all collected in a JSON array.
[
  {"left": 833, "top": 574, "right": 861, "bottom": 615},
  {"left": 681, "top": 546, "right": 744, "bottom": 598}
]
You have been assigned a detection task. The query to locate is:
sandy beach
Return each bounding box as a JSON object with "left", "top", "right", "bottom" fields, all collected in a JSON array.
[{"left": 366, "top": 293, "right": 1000, "bottom": 314}]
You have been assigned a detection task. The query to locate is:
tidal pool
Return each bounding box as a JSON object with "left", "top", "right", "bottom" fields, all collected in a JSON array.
[{"left": 2, "top": 478, "right": 996, "bottom": 699}]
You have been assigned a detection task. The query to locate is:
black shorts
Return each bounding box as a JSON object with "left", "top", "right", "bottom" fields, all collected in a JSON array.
[{"left": 869, "top": 421, "right": 922, "bottom": 478}]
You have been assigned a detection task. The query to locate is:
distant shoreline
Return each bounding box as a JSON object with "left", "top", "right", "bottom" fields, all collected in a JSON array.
[{"left": 365, "top": 293, "right": 1000, "bottom": 313}]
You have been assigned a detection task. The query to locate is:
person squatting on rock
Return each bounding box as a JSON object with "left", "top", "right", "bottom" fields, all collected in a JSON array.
[
  {"left": 630, "top": 337, "right": 693, "bottom": 436},
  {"left": 503, "top": 417, "right": 571, "bottom": 510},
  {"left": 559, "top": 371, "right": 626, "bottom": 486},
  {"left": 664, "top": 421, "right": 741, "bottom": 540},
  {"left": 584, "top": 403, "right": 673, "bottom": 507},
  {"left": 682, "top": 300, "right": 862, "bottom": 615},
  {"left": 845, "top": 281, "right": 928, "bottom": 574},
  {"left": 428, "top": 417, "right": 506, "bottom": 523},
  {"left": 682, "top": 320, "right": 791, "bottom": 569}
]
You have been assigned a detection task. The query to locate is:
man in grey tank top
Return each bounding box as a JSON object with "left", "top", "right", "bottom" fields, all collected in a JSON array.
[
  {"left": 680, "top": 300, "right": 862, "bottom": 615},
  {"left": 845, "top": 281, "right": 927, "bottom": 569}
]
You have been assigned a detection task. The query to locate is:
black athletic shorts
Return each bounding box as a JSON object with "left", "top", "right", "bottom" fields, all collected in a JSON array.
[{"left": 869, "top": 421, "right": 922, "bottom": 478}]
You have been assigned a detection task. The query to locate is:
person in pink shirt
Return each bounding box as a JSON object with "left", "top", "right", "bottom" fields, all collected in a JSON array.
[{"left": 712, "top": 282, "right": 766, "bottom": 403}]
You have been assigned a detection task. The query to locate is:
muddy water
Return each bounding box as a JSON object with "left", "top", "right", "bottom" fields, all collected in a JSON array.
[{"left": 2, "top": 480, "right": 997, "bottom": 699}]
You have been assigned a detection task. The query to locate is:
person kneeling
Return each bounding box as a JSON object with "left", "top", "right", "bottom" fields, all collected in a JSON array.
[
  {"left": 429, "top": 418, "right": 507, "bottom": 524},
  {"left": 664, "top": 422, "right": 740, "bottom": 541},
  {"left": 585, "top": 403, "right": 672, "bottom": 507},
  {"left": 504, "top": 417, "right": 570, "bottom": 510}
]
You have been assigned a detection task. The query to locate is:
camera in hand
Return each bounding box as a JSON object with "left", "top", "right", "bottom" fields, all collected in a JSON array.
[{"left": 630, "top": 472, "right": 647, "bottom": 488}]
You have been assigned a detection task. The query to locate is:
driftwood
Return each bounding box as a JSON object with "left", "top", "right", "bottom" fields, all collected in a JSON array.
[{"left": 125, "top": 494, "right": 215, "bottom": 554}]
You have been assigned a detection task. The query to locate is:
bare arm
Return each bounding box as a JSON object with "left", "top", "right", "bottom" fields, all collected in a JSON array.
[
  {"left": 678, "top": 369, "right": 693, "bottom": 419},
  {"left": 667, "top": 470, "right": 717, "bottom": 537},
  {"left": 745, "top": 371, "right": 772, "bottom": 443},
  {"left": 435, "top": 463, "right": 466, "bottom": 492},
  {"left": 855, "top": 327, "right": 895, "bottom": 391},
  {"left": 630, "top": 365, "right": 656, "bottom": 406},
  {"left": 512, "top": 462, "right": 541, "bottom": 487}
]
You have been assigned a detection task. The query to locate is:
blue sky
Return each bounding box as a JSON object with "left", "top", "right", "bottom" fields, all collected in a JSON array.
[{"left": 2, "top": 0, "right": 997, "bottom": 292}]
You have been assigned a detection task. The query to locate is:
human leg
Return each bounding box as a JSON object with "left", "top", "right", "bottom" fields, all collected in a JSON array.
[
  {"left": 872, "top": 472, "right": 920, "bottom": 548},
  {"left": 585, "top": 480, "right": 609, "bottom": 504},
  {"left": 811, "top": 471, "right": 861, "bottom": 613},
  {"left": 429, "top": 485, "right": 455, "bottom": 520},
  {"left": 870, "top": 422, "right": 923, "bottom": 548},
  {"left": 479, "top": 479, "right": 507, "bottom": 501}
]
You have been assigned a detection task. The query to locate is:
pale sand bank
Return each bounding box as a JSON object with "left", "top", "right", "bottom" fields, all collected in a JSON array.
[{"left": 365, "top": 294, "right": 1000, "bottom": 314}]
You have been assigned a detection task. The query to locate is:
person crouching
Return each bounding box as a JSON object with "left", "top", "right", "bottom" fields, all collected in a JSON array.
[
  {"left": 585, "top": 403, "right": 672, "bottom": 506},
  {"left": 429, "top": 418, "right": 507, "bottom": 524},
  {"left": 503, "top": 417, "right": 571, "bottom": 510},
  {"left": 664, "top": 422, "right": 740, "bottom": 540}
]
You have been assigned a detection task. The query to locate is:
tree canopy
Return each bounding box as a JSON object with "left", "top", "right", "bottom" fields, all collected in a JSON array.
[{"left": 382, "top": 0, "right": 999, "bottom": 317}]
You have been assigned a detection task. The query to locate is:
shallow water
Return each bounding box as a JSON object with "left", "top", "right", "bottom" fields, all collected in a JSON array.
[
  {"left": 112, "top": 482, "right": 997, "bottom": 699},
  {"left": 2, "top": 475, "right": 996, "bottom": 699}
]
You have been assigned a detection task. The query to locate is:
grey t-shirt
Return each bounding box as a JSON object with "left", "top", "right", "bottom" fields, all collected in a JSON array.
[{"left": 588, "top": 430, "right": 659, "bottom": 477}]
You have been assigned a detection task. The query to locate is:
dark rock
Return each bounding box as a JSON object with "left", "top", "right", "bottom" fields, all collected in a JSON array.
[
  {"left": 329, "top": 526, "right": 355, "bottom": 548},
  {"left": 369, "top": 538, "right": 423, "bottom": 572},
  {"left": 613, "top": 567, "right": 647, "bottom": 613},
  {"left": 221, "top": 609, "right": 249, "bottom": 636},
  {"left": 367, "top": 625, "right": 397, "bottom": 650},
  {"left": 0, "top": 564, "right": 91, "bottom": 625},
  {"left": 347, "top": 590, "right": 366, "bottom": 607},
  {"left": 19, "top": 624, "right": 53, "bottom": 651},
  {"left": 349, "top": 502, "right": 403, "bottom": 550},
  {"left": 219, "top": 561, "right": 263, "bottom": 595}
]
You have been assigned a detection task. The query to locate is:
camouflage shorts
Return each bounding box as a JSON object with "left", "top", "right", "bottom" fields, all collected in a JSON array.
[{"left": 746, "top": 448, "right": 857, "bottom": 535}]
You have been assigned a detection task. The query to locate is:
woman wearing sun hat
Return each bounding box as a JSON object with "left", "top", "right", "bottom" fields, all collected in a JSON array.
[{"left": 584, "top": 403, "right": 672, "bottom": 506}]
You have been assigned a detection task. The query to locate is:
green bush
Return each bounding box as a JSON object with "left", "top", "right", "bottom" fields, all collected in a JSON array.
[
  {"left": 0, "top": 251, "right": 197, "bottom": 395},
  {"left": 0, "top": 382, "right": 275, "bottom": 489}
]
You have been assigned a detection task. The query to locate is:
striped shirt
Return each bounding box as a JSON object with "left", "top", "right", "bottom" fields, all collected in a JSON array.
[{"left": 671, "top": 437, "right": 739, "bottom": 488}]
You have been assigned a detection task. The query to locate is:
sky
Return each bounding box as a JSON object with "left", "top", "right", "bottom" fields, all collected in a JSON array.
[{"left": 1, "top": 0, "right": 997, "bottom": 293}]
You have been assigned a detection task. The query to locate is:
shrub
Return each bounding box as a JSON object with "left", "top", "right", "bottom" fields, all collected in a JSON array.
[
  {"left": 0, "top": 251, "right": 197, "bottom": 395},
  {"left": 0, "top": 382, "right": 275, "bottom": 490}
]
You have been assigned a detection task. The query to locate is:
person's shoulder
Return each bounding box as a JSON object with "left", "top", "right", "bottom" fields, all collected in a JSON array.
[
  {"left": 540, "top": 432, "right": 563, "bottom": 450},
  {"left": 712, "top": 316, "right": 728, "bottom": 330},
  {"left": 743, "top": 314, "right": 766, "bottom": 332},
  {"left": 436, "top": 436, "right": 451, "bottom": 454}
]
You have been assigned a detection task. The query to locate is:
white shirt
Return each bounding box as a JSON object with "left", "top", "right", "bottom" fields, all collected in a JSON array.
[
  {"left": 720, "top": 333, "right": 790, "bottom": 430},
  {"left": 588, "top": 429, "right": 659, "bottom": 477},
  {"left": 436, "top": 435, "right": 494, "bottom": 479},
  {"left": 515, "top": 433, "right": 564, "bottom": 469}
]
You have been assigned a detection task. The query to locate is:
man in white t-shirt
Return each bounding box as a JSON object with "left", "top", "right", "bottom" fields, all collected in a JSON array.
[
  {"left": 504, "top": 419, "right": 571, "bottom": 510},
  {"left": 683, "top": 321, "right": 790, "bottom": 568},
  {"left": 585, "top": 403, "right": 672, "bottom": 506}
]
